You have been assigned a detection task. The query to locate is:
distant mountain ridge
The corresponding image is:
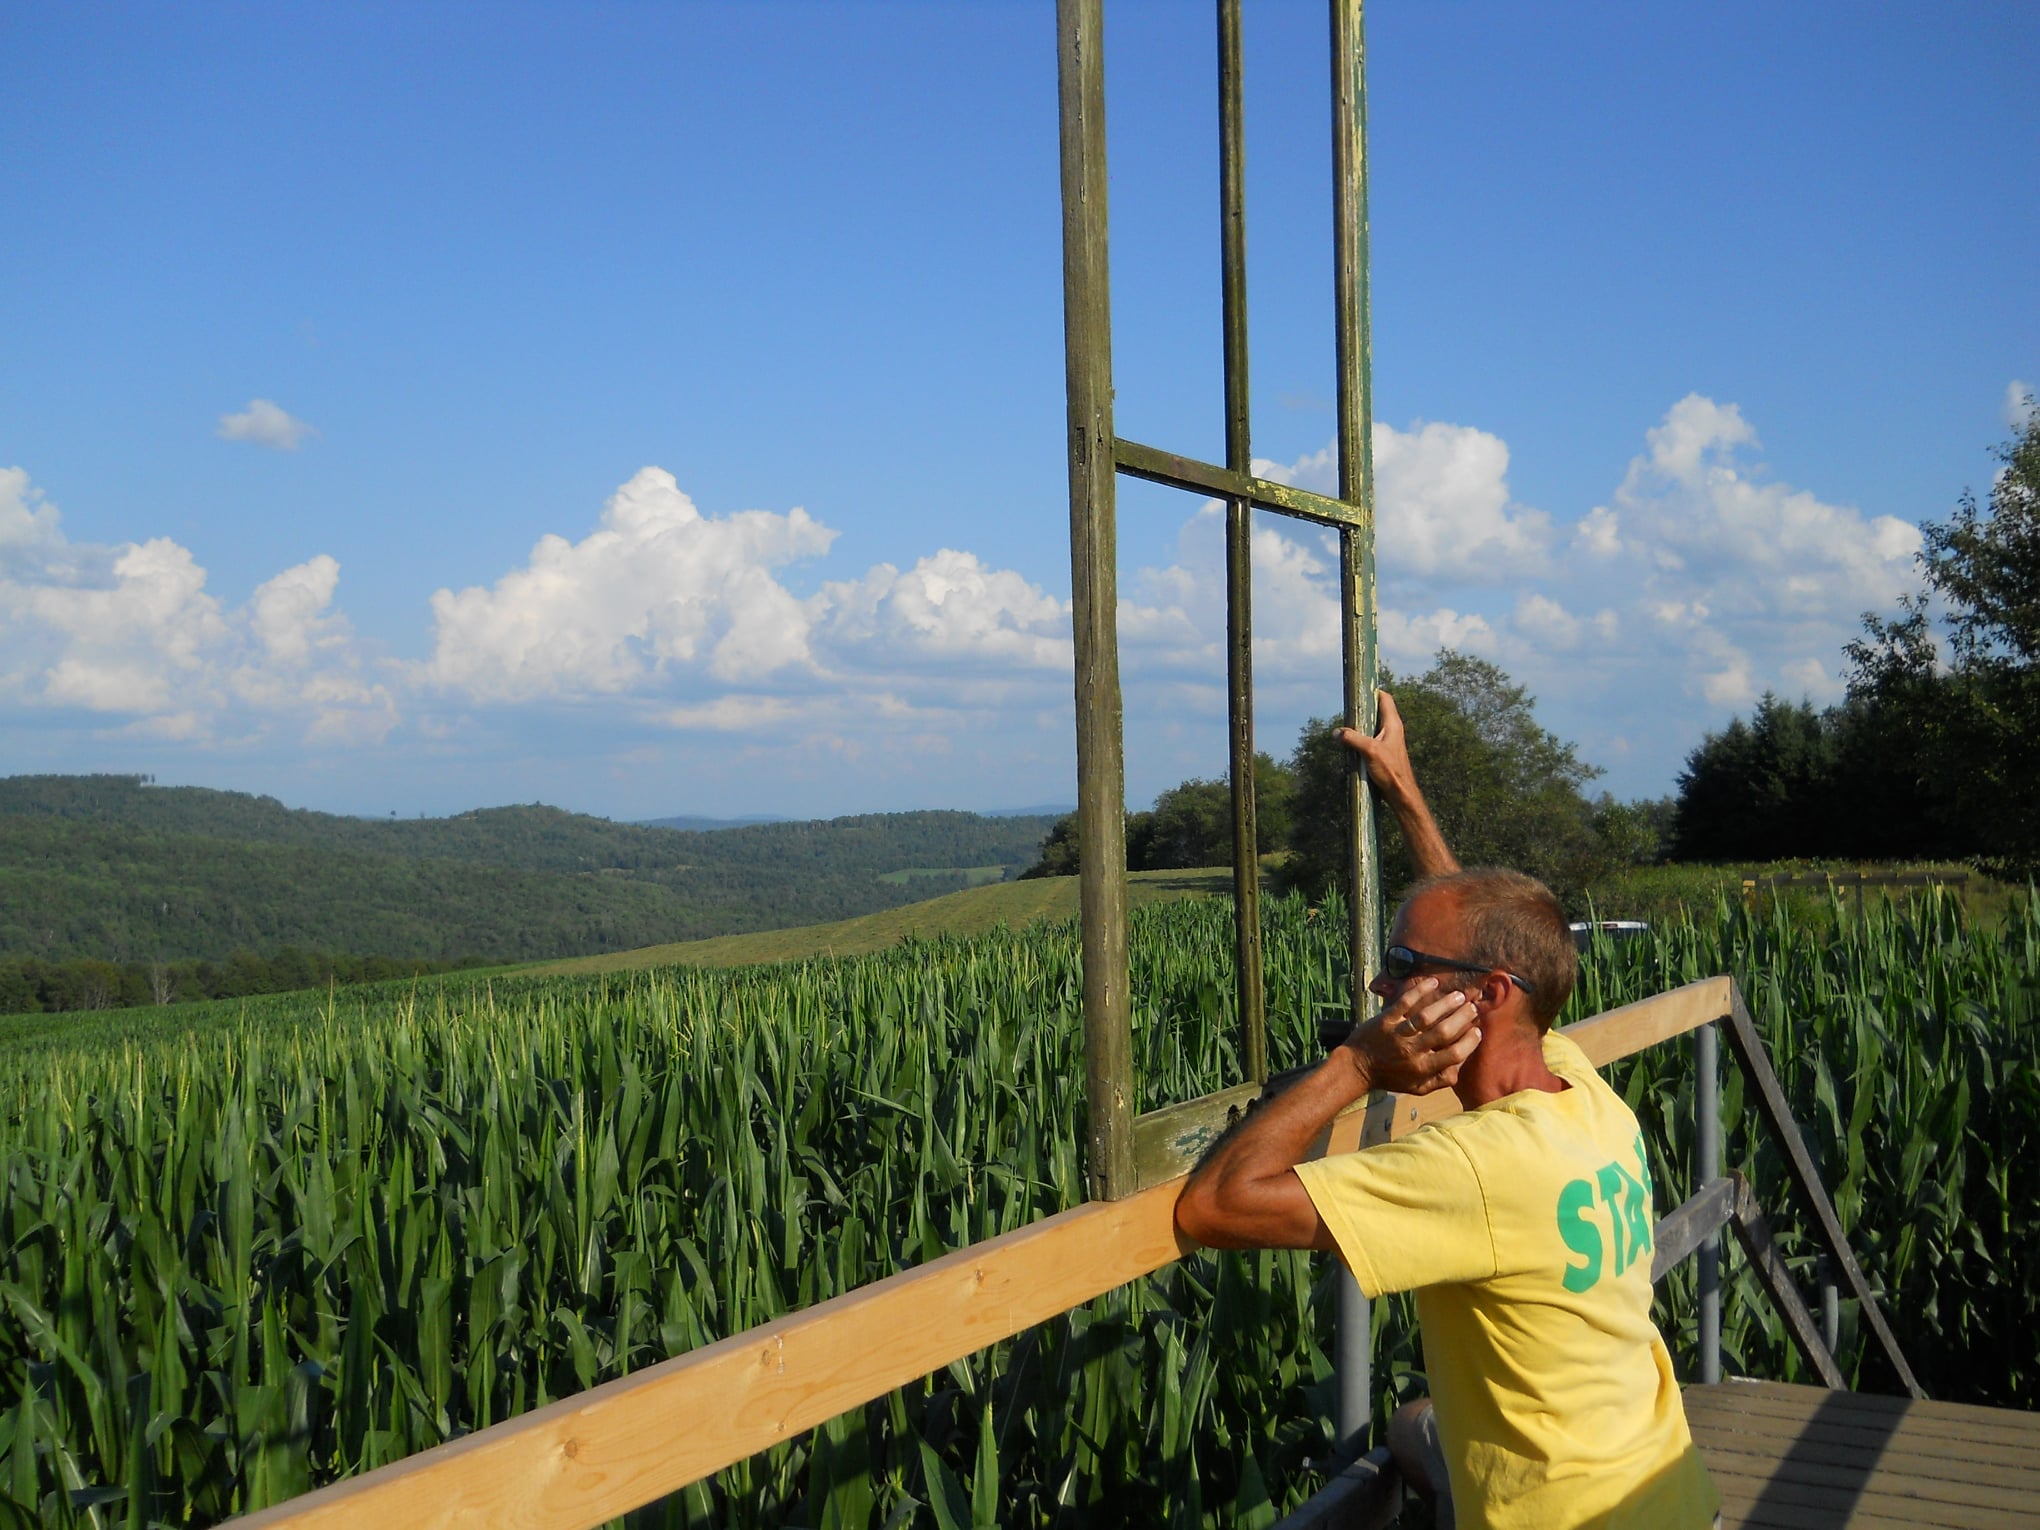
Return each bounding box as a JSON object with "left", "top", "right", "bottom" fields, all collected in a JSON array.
[
  {"left": 0, "top": 775, "right": 1060, "bottom": 965},
  {"left": 638, "top": 813, "right": 788, "bottom": 831}
]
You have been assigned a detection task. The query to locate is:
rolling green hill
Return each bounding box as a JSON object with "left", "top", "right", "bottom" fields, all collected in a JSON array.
[{"left": 0, "top": 775, "right": 1060, "bottom": 965}]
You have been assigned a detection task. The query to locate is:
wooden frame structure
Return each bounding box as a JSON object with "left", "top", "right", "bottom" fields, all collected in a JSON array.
[
  {"left": 226, "top": 975, "right": 1921, "bottom": 1529},
  {"left": 1056, "top": 0, "right": 1385, "bottom": 1208}
]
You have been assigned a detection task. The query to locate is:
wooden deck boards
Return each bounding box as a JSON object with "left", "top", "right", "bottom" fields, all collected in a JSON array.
[{"left": 1687, "top": 1381, "right": 2040, "bottom": 1529}]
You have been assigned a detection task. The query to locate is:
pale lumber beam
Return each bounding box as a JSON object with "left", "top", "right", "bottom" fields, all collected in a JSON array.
[{"left": 228, "top": 1182, "right": 1189, "bottom": 1530}]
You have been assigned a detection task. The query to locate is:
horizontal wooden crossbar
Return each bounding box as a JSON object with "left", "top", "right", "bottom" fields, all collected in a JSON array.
[
  {"left": 226, "top": 978, "right": 1735, "bottom": 1530},
  {"left": 1651, "top": 1176, "right": 1739, "bottom": 1282},
  {"left": 1114, "top": 436, "right": 1369, "bottom": 529}
]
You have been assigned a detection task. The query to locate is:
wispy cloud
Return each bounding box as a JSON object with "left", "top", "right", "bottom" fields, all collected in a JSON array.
[
  {"left": 217, "top": 398, "right": 317, "bottom": 451},
  {"left": 2007, "top": 380, "right": 2036, "bottom": 432}
]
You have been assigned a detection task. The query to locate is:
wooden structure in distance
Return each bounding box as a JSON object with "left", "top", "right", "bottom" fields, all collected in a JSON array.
[{"left": 1057, "top": 0, "right": 1385, "bottom": 1204}]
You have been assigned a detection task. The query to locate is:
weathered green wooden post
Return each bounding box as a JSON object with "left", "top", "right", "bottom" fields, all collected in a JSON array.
[
  {"left": 1331, "top": 0, "right": 1383, "bottom": 1445},
  {"left": 1056, "top": 0, "right": 1135, "bottom": 1203},
  {"left": 1217, "top": 0, "right": 1269, "bottom": 1089}
]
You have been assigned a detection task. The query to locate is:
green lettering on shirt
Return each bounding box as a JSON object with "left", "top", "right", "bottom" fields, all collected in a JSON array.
[
  {"left": 1625, "top": 1145, "right": 1655, "bottom": 1262},
  {"left": 1556, "top": 1178, "right": 1601, "bottom": 1291},
  {"left": 1596, "top": 1164, "right": 1631, "bottom": 1275}
]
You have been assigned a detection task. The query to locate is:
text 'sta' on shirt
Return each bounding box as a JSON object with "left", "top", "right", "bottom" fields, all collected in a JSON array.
[{"left": 1295, "top": 1031, "right": 1720, "bottom": 1530}]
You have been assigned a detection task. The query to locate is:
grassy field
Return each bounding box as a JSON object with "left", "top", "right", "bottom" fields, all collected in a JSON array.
[
  {"left": 538, "top": 867, "right": 1235, "bottom": 974},
  {"left": 2, "top": 886, "right": 2034, "bottom": 1526},
  {"left": 874, "top": 866, "right": 1009, "bottom": 888}
]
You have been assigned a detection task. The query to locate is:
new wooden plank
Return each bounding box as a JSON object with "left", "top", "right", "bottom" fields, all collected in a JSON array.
[
  {"left": 228, "top": 1179, "right": 1189, "bottom": 1530},
  {"left": 1145, "top": 978, "right": 1737, "bottom": 1183},
  {"left": 1336, "top": 978, "right": 1737, "bottom": 1149},
  {"left": 1565, "top": 976, "right": 1734, "bottom": 1067}
]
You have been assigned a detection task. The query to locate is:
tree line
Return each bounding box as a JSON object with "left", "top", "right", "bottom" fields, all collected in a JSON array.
[
  {"left": 1675, "top": 401, "right": 2040, "bottom": 871},
  {"left": 0, "top": 948, "right": 487, "bottom": 1017},
  {"left": 1025, "top": 651, "right": 1671, "bottom": 909}
]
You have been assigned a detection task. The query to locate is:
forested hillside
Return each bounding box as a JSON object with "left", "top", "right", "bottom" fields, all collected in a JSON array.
[{"left": 0, "top": 776, "right": 1056, "bottom": 966}]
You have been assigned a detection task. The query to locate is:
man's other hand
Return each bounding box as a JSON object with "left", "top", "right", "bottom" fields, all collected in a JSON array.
[
  {"left": 1343, "top": 977, "right": 1482, "bottom": 1096},
  {"left": 1337, "top": 689, "right": 1417, "bottom": 804},
  {"left": 1337, "top": 689, "right": 1460, "bottom": 878}
]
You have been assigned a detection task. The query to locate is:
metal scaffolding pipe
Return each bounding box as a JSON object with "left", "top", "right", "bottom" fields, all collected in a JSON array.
[{"left": 1696, "top": 1021, "right": 1722, "bottom": 1385}]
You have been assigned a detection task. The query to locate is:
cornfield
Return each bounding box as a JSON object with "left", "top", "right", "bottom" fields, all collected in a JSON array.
[{"left": 1, "top": 888, "right": 2034, "bottom": 1527}]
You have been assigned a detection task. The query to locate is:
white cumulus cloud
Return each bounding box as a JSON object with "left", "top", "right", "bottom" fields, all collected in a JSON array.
[
  {"left": 423, "top": 467, "right": 837, "bottom": 702},
  {"left": 217, "top": 399, "right": 317, "bottom": 450},
  {"left": 1252, "top": 420, "right": 1553, "bottom": 578},
  {"left": 816, "top": 548, "right": 1069, "bottom": 674},
  {"left": 0, "top": 468, "right": 389, "bottom": 743},
  {"left": 419, "top": 469, "right": 1074, "bottom": 738},
  {"left": 1593, "top": 392, "right": 1919, "bottom": 624},
  {"left": 1486, "top": 393, "right": 1918, "bottom": 728}
]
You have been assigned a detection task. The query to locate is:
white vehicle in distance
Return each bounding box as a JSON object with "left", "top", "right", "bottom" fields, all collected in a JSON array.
[{"left": 1569, "top": 920, "right": 1649, "bottom": 951}]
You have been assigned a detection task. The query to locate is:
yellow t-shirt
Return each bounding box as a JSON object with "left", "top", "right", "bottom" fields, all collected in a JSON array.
[{"left": 1294, "top": 1032, "right": 1719, "bottom": 1530}]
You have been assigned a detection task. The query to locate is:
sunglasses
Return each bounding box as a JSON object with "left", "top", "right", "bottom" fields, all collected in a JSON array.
[{"left": 1381, "top": 944, "right": 1537, "bottom": 995}]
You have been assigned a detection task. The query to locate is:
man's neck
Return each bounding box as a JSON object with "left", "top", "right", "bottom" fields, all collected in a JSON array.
[{"left": 1455, "top": 1025, "right": 1568, "bottom": 1108}]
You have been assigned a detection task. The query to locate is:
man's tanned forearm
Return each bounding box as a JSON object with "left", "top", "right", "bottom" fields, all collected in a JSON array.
[
  {"left": 1174, "top": 981, "right": 1482, "bottom": 1252},
  {"left": 1176, "top": 1052, "right": 1375, "bottom": 1250},
  {"left": 1378, "top": 780, "right": 1457, "bottom": 879}
]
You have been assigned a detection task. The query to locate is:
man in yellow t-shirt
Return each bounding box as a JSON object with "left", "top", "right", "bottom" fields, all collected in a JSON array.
[{"left": 1174, "top": 693, "right": 1719, "bottom": 1530}]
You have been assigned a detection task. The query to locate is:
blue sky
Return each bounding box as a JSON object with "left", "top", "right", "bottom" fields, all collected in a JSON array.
[{"left": 2, "top": 1, "right": 2034, "bottom": 820}]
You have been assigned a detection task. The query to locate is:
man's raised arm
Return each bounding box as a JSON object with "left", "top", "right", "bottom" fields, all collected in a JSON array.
[
  {"left": 1174, "top": 977, "right": 1481, "bottom": 1249},
  {"left": 1338, "top": 690, "right": 1458, "bottom": 878}
]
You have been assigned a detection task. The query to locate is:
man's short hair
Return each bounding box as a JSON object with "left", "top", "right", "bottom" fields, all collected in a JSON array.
[{"left": 1403, "top": 868, "right": 1576, "bottom": 1030}]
